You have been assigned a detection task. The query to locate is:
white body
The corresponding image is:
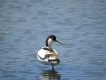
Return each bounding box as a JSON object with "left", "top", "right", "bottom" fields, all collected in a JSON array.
[{"left": 37, "top": 47, "right": 59, "bottom": 66}]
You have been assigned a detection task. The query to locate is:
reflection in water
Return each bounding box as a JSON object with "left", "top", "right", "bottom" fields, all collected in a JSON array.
[{"left": 39, "top": 70, "right": 61, "bottom": 80}]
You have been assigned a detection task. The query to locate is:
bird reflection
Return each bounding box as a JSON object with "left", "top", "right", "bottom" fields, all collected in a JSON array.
[{"left": 39, "top": 70, "right": 61, "bottom": 80}]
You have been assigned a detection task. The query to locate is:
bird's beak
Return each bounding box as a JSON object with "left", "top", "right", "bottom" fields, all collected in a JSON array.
[{"left": 55, "top": 40, "right": 64, "bottom": 45}]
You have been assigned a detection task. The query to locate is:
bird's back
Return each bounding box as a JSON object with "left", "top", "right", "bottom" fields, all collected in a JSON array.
[{"left": 37, "top": 47, "right": 60, "bottom": 66}]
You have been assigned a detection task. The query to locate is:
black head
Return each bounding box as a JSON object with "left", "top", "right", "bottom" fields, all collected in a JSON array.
[
  {"left": 48, "top": 35, "right": 56, "bottom": 41},
  {"left": 45, "top": 35, "right": 63, "bottom": 47}
]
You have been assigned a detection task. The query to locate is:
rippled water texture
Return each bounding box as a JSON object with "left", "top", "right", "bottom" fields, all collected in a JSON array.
[{"left": 0, "top": 0, "right": 106, "bottom": 80}]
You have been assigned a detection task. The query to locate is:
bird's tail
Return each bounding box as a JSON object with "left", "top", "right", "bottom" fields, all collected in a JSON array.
[{"left": 48, "top": 58, "right": 60, "bottom": 65}]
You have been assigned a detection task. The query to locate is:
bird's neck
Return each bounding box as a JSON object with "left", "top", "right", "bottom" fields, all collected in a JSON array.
[{"left": 46, "top": 38, "right": 53, "bottom": 47}]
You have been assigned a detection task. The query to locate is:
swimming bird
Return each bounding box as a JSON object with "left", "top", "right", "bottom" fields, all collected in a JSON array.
[{"left": 37, "top": 35, "right": 63, "bottom": 70}]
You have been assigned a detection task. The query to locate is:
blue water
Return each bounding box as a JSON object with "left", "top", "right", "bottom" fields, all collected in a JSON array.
[{"left": 0, "top": 0, "right": 106, "bottom": 80}]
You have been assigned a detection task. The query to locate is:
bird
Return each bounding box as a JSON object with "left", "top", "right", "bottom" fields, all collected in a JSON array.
[{"left": 37, "top": 35, "right": 63, "bottom": 70}]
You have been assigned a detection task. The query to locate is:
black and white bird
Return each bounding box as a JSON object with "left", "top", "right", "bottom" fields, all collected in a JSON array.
[{"left": 37, "top": 35, "right": 63, "bottom": 70}]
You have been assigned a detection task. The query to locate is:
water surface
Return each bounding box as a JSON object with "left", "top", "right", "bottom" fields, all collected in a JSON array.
[{"left": 0, "top": 0, "right": 106, "bottom": 80}]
